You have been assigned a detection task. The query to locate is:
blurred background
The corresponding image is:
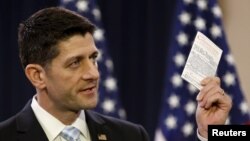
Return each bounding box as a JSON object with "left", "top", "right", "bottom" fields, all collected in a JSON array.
[
  {"left": 220, "top": 0, "right": 250, "bottom": 107},
  {"left": 0, "top": 0, "right": 249, "bottom": 141}
]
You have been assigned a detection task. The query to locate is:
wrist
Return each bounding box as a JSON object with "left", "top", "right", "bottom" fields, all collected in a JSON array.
[{"left": 198, "top": 128, "right": 208, "bottom": 139}]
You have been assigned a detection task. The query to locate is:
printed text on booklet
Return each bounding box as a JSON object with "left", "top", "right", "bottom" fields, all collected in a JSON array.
[{"left": 181, "top": 31, "right": 222, "bottom": 90}]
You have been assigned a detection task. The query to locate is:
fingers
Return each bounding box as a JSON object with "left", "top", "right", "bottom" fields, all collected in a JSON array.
[
  {"left": 197, "top": 88, "right": 225, "bottom": 109},
  {"left": 200, "top": 91, "right": 224, "bottom": 109},
  {"left": 220, "top": 89, "right": 225, "bottom": 95},
  {"left": 197, "top": 76, "right": 221, "bottom": 101},
  {"left": 201, "top": 76, "right": 220, "bottom": 86},
  {"left": 197, "top": 76, "right": 228, "bottom": 109}
]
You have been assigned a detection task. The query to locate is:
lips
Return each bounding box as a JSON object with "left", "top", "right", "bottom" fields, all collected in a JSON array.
[
  {"left": 82, "top": 86, "right": 95, "bottom": 91},
  {"left": 79, "top": 84, "right": 97, "bottom": 95}
]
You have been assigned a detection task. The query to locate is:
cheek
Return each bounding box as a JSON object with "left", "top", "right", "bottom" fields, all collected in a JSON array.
[
  {"left": 46, "top": 68, "right": 82, "bottom": 92},
  {"left": 54, "top": 72, "right": 78, "bottom": 85},
  {"left": 46, "top": 74, "right": 73, "bottom": 93}
]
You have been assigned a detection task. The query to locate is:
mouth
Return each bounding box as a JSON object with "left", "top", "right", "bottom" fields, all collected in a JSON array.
[{"left": 79, "top": 85, "right": 97, "bottom": 95}]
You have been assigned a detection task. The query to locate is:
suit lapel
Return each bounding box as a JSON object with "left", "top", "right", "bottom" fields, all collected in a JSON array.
[
  {"left": 85, "top": 110, "right": 111, "bottom": 141},
  {"left": 16, "top": 100, "right": 48, "bottom": 141}
]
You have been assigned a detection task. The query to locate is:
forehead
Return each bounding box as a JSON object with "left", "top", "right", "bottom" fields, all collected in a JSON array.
[{"left": 56, "top": 33, "right": 97, "bottom": 58}]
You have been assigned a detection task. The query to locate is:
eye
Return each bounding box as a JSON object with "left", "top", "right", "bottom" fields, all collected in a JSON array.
[
  {"left": 69, "top": 59, "right": 81, "bottom": 68},
  {"left": 90, "top": 52, "right": 99, "bottom": 64}
]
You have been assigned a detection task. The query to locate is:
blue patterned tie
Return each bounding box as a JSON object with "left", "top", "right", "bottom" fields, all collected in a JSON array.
[{"left": 60, "top": 126, "right": 81, "bottom": 141}]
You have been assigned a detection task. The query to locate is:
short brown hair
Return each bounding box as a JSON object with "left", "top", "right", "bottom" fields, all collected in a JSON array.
[{"left": 18, "top": 7, "right": 96, "bottom": 68}]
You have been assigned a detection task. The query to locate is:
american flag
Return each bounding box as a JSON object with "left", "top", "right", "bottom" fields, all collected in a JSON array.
[
  {"left": 154, "top": 0, "right": 250, "bottom": 140},
  {"left": 60, "top": 0, "right": 126, "bottom": 119}
]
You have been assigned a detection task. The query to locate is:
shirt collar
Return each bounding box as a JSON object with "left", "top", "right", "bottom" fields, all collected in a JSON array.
[
  {"left": 72, "top": 110, "right": 89, "bottom": 139},
  {"left": 31, "top": 96, "right": 89, "bottom": 141}
]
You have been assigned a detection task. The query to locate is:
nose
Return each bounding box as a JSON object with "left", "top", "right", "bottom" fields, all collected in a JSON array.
[{"left": 82, "top": 61, "right": 99, "bottom": 80}]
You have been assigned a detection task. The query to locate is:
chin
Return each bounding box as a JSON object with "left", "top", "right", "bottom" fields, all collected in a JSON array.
[
  {"left": 83, "top": 104, "right": 97, "bottom": 110},
  {"left": 83, "top": 100, "right": 98, "bottom": 110}
]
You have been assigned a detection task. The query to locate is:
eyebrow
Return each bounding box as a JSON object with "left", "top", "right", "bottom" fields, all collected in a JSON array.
[{"left": 64, "top": 50, "right": 99, "bottom": 65}]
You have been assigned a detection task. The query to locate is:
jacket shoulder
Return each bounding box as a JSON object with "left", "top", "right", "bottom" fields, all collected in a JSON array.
[
  {"left": 0, "top": 114, "right": 18, "bottom": 139},
  {"left": 0, "top": 114, "right": 17, "bottom": 129}
]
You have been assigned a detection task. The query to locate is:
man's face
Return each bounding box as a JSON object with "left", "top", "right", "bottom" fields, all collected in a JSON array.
[{"left": 43, "top": 33, "right": 100, "bottom": 112}]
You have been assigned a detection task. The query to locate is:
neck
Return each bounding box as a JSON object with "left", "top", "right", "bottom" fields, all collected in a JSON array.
[{"left": 35, "top": 93, "right": 81, "bottom": 125}]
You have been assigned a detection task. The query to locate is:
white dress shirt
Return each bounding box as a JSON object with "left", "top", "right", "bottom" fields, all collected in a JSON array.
[
  {"left": 31, "top": 96, "right": 91, "bottom": 141},
  {"left": 197, "top": 129, "right": 208, "bottom": 141}
]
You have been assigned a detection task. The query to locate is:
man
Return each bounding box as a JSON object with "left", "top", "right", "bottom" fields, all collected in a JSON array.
[{"left": 0, "top": 7, "right": 231, "bottom": 141}]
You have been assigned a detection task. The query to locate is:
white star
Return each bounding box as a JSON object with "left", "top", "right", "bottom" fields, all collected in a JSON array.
[
  {"left": 102, "top": 99, "right": 115, "bottom": 113},
  {"left": 174, "top": 53, "right": 185, "bottom": 67},
  {"left": 197, "top": 0, "right": 207, "bottom": 10},
  {"left": 92, "top": 7, "right": 101, "bottom": 21},
  {"left": 168, "top": 94, "right": 180, "bottom": 108},
  {"left": 182, "top": 122, "right": 194, "bottom": 136},
  {"left": 177, "top": 32, "right": 188, "bottom": 46},
  {"left": 118, "top": 108, "right": 127, "bottom": 119},
  {"left": 105, "top": 59, "right": 114, "bottom": 71},
  {"left": 185, "top": 101, "right": 196, "bottom": 115},
  {"left": 225, "top": 53, "right": 235, "bottom": 65},
  {"left": 210, "top": 24, "right": 222, "bottom": 39},
  {"left": 171, "top": 73, "right": 183, "bottom": 88},
  {"left": 154, "top": 129, "right": 167, "bottom": 141},
  {"left": 96, "top": 49, "right": 103, "bottom": 61},
  {"left": 165, "top": 115, "right": 177, "bottom": 129},
  {"left": 104, "top": 77, "right": 117, "bottom": 91},
  {"left": 76, "top": 0, "right": 89, "bottom": 12},
  {"left": 183, "top": 0, "right": 194, "bottom": 5},
  {"left": 179, "top": 11, "right": 191, "bottom": 25},
  {"left": 212, "top": 5, "right": 222, "bottom": 18},
  {"left": 240, "top": 101, "right": 249, "bottom": 114},
  {"left": 194, "top": 17, "right": 206, "bottom": 31},
  {"left": 223, "top": 72, "right": 235, "bottom": 87},
  {"left": 187, "top": 84, "right": 198, "bottom": 94},
  {"left": 94, "top": 28, "right": 104, "bottom": 41}
]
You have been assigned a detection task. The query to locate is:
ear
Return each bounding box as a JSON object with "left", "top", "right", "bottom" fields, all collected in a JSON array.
[{"left": 25, "top": 64, "right": 46, "bottom": 89}]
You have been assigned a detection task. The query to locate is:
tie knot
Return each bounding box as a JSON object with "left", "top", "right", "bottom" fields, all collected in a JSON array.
[{"left": 61, "top": 126, "right": 80, "bottom": 141}]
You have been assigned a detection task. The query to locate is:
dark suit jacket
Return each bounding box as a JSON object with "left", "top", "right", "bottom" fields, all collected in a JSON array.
[{"left": 0, "top": 101, "right": 150, "bottom": 141}]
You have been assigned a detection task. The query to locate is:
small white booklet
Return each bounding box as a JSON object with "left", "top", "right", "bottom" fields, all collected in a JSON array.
[{"left": 181, "top": 31, "right": 222, "bottom": 90}]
